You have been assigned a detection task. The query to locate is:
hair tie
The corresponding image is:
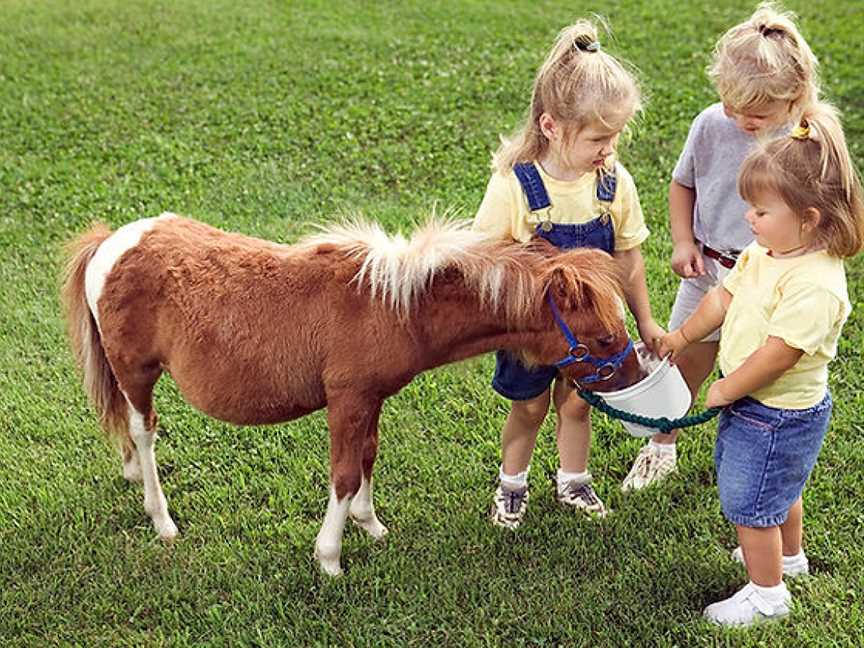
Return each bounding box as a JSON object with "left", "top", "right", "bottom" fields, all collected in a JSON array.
[
  {"left": 757, "top": 24, "right": 782, "bottom": 38},
  {"left": 791, "top": 123, "right": 810, "bottom": 140},
  {"left": 574, "top": 40, "right": 601, "bottom": 53}
]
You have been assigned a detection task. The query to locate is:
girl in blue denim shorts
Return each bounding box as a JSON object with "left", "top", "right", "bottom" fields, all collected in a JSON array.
[
  {"left": 473, "top": 19, "right": 664, "bottom": 529},
  {"left": 660, "top": 103, "right": 864, "bottom": 627}
]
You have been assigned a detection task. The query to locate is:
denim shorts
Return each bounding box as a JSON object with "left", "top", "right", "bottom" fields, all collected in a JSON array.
[
  {"left": 714, "top": 393, "right": 832, "bottom": 527},
  {"left": 492, "top": 350, "right": 558, "bottom": 400}
]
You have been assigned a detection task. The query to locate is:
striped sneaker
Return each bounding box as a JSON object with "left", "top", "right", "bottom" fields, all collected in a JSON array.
[
  {"left": 556, "top": 475, "right": 608, "bottom": 518},
  {"left": 490, "top": 483, "right": 529, "bottom": 530}
]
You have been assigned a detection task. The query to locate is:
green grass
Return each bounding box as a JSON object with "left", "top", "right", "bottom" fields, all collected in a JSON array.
[{"left": 2, "top": 0, "right": 863, "bottom": 645}]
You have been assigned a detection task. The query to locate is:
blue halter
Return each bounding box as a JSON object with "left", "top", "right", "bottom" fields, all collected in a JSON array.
[{"left": 547, "top": 293, "right": 634, "bottom": 386}]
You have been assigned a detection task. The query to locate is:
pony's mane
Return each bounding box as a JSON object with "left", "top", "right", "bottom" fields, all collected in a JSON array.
[{"left": 298, "top": 218, "right": 622, "bottom": 324}]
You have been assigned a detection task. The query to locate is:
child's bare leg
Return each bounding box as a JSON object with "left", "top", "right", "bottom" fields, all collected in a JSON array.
[
  {"left": 492, "top": 391, "right": 549, "bottom": 529},
  {"left": 651, "top": 340, "right": 718, "bottom": 444},
  {"left": 552, "top": 380, "right": 606, "bottom": 516},
  {"left": 552, "top": 379, "right": 591, "bottom": 472},
  {"left": 780, "top": 497, "right": 803, "bottom": 556},
  {"left": 501, "top": 390, "right": 549, "bottom": 474},
  {"left": 737, "top": 524, "right": 783, "bottom": 586}
]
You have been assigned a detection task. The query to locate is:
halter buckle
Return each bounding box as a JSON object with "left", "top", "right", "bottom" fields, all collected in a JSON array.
[{"left": 568, "top": 344, "right": 590, "bottom": 360}]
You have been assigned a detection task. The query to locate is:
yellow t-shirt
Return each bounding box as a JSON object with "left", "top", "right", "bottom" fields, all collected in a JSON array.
[
  {"left": 720, "top": 243, "right": 851, "bottom": 409},
  {"left": 472, "top": 161, "right": 649, "bottom": 250}
]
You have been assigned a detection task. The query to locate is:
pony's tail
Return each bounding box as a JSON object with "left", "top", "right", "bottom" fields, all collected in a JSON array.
[{"left": 61, "top": 224, "right": 132, "bottom": 457}]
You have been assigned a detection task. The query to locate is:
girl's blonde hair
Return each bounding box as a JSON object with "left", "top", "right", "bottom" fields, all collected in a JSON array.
[
  {"left": 709, "top": 2, "right": 819, "bottom": 116},
  {"left": 738, "top": 102, "right": 864, "bottom": 258},
  {"left": 493, "top": 19, "right": 641, "bottom": 173}
]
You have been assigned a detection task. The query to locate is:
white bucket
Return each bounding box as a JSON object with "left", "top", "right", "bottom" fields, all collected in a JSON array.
[{"left": 597, "top": 343, "right": 692, "bottom": 437}]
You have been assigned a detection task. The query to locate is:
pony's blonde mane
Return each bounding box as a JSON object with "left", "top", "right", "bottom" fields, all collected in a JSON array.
[{"left": 299, "top": 218, "right": 622, "bottom": 324}]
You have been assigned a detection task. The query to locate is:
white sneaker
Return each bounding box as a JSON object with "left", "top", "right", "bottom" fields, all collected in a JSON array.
[
  {"left": 557, "top": 475, "right": 608, "bottom": 518},
  {"left": 703, "top": 582, "right": 791, "bottom": 626},
  {"left": 621, "top": 444, "right": 677, "bottom": 491},
  {"left": 731, "top": 546, "right": 810, "bottom": 577},
  {"left": 490, "top": 483, "right": 529, "bottom": 530}
]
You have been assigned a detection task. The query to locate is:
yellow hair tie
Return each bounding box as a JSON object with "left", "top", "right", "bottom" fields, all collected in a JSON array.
[{"left": 791, "top": 124, "right": 810, "bottom": 140}]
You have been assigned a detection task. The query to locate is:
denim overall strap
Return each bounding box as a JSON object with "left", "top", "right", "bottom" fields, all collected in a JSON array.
[
  {"left": 595, "top": 168, "right": 617, "bottom": 203},
  {"left": 513, "top": 162, "right": 551, "bottom": 212}
]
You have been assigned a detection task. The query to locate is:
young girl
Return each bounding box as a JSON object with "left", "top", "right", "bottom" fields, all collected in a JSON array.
[
  {"left": 473, "top": 20, "right": 664, "bottom": 529},
  {"left": 659, "top": 103, "right": 864, "bottom": 626},
  {"left": 623, "top": 2, "right": 821, "bottom": 491}
]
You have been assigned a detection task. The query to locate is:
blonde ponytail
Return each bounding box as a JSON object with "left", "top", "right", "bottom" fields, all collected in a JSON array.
[
  {"left": 739, "top": 102, "right": 864, "bottom": 257},
  {"left": 493, "top": 19, "right": 641, "bottom": 173}
]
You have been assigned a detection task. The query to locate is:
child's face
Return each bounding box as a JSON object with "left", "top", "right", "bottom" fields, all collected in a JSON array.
[
  {"left": 723, "top": 100, "right": 791, "bottom": 135},
  {"left": 558, "top": 122, "right": 623, "bottom": 175},
  {"left": 744, "top": 191, "right": 803, "bottom": 252}
]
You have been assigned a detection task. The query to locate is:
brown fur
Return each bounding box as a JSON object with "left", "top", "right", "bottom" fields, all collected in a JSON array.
[{"left": 63, "top": 216, "right": 641, "bottom": 511}]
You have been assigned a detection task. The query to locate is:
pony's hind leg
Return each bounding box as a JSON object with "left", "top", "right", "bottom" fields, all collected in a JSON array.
[
  {"left": 314, "top": 396, "right": 383, "bottom": 576},
  {"left": 349, "top": 409, "right": 388, "bottom": 540},
  {"left": 128, "top": 401, "right": 178, "bottom": 541},
  {"left": 119, "top": 433, "right": 143, "bottom": 483}
]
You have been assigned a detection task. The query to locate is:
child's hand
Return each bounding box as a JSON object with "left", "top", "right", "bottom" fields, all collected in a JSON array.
[
  {"left": 705, "top": 379, "right": 734, "bottom": 409},
  {"left": 671, "top": 241, "right": 705, "bottom": 278},
  {"left": 637, "top": 318, "right": 666, "bottom": 355},
  {"left": 657, "top": 329, "right": 689, "bottom": 363}
]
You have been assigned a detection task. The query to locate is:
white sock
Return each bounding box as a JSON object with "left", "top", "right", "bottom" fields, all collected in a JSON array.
[
  {"left": 649, "top": 439, "right": 676, "bottom": 456},
  {"left": 783, "top": 549, "right": 807, "bottom": 564},
  {"left": 750, "top": 580, "right": 789, "bottom": 604},
  {"left": 557, "top": 469, "right": 590, "bottom": 486},
  {"left": 499, "top": 465, "right": 528, "bottom": 489}
]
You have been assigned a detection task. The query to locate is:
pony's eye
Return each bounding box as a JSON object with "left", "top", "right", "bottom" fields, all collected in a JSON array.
[{"left": 597, "top": 335, "right": 615, "bottom": 347}]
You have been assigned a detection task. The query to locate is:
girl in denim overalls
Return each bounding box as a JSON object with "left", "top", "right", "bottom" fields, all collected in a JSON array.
[
  {"left": 660, "top": 104, "right": 864, "bottom": 626},
  {"left": 473, "top": 19, "right": 665, "bottom": 529}
]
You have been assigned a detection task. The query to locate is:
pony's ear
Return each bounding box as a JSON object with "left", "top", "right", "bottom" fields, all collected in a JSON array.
[{"left": 546, "top": 265, "right": 590, "bottom": 312}]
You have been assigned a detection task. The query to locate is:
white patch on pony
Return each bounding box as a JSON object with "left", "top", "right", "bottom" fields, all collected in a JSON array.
[
  {"left": 314, "top": 484, "right": 353, "bottom": 577},
  {"left": 128, "top": 401, "right": 177, "bottom": 540},
  {"left": 616, "top": 295, "right": 627, "bottom": 323},
  {"left": 349, "top": 476, "right": 388, "bottom": 539},
  {"left": 85, "top": 213, "right": 176, "bottom": 327}
]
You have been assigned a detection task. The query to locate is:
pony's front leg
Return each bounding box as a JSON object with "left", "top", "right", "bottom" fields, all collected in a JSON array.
[
  {"left": 314, "top": 485, "right": 352, "bottom": 577},
  {"left": 314, "top": 396, "right": 383, "bottom": 576},
  {"left": 349, "top": 409, "right": 387, "bottom": 539},
  {"left": 349, "top": 476, "right": 387, "bottom": 539}
]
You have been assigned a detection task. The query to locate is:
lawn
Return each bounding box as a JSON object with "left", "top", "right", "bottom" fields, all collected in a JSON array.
[{"left": 1, "top": 0, "right": 863, "bottom": 645}]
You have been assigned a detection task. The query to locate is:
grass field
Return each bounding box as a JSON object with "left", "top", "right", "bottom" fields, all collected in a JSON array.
[{"left": 2, "top": 0, "right": 863, "bottom": 645}]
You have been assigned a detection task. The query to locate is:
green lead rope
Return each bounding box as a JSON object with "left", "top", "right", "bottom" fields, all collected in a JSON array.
[{"left": 577, "top": 389, "right": 722, "bottom": 434}]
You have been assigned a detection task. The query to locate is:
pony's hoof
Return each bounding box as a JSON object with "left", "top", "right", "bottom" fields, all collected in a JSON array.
[
  {"left": 353, "top": 517, "right": 388, "bottom": 540},
  {"left": 156, "top": 519, "right": 179, "bottom": 542},
  {"left": 314, "top": 545, "right": 344, "bottom": 577},
  {"left": 318, "top": 559, "right": 344, "bottom": 577},
  {"left": 122, "top": 461, "right": 143, "bottom": 483}
]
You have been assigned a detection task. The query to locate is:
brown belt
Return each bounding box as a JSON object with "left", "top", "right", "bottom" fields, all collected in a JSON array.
[{"left": 700, "top": 242, "right": 740, "bottom": 269}]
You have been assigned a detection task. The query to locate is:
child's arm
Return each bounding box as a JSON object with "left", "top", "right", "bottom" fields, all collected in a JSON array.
[
  {"left": 669, "top": 180, "right": 704, "bottom": 278},
  {"left": 613, "top": 246, "right": 665, "bottom": 352},
  {"left": 658, "top": 285, "right": 731, "bottom": 360},
  {"left": 705, "top": 338, "right": 804, "bottom": 408}
]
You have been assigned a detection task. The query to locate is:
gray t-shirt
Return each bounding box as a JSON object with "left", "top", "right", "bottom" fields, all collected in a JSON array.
[{"left": 672, "top": 103, "right": 761, "bottom": 253}]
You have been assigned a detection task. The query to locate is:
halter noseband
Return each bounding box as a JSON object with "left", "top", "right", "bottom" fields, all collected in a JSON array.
[{"left": 547, "top": 293, "right": 634, "bottom": 386}]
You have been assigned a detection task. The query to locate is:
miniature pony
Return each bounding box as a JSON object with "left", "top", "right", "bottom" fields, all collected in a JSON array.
[{"left": 62, "top": 213, "right": 642, "bottom": 575}]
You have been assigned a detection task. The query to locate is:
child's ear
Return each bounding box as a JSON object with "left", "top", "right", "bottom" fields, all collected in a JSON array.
[
  {"left": 539, "top": 112, "right": 558, "bottom": 141},
  {"left": 802, "top": 207, "right": 822, "bottom": 233}
]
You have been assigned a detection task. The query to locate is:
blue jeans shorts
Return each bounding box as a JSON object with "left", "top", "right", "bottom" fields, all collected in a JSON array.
[
  {"left": 492, "top": 351, "right": 558, "bottom": 401},
  {"left": 714, "top": 393, "right": 832, "bottom": 528}
]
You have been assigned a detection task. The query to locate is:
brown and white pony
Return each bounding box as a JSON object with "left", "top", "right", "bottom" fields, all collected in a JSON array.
[{"left": 62, "top": 213, "right": 642, "bottom": 575}]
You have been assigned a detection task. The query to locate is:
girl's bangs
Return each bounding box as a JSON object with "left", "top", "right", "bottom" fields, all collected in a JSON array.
[{"left": 738, "top": 154, "right": 778, "bottom": 204}]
